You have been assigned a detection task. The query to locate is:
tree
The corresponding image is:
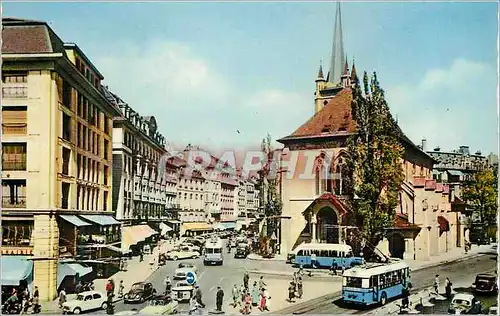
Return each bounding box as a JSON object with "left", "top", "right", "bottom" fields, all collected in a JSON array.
[
  {"left": 346, "top": 72, "right": 405, "bottom": 258},
  {"left": 259, "top": 134, "right": 283, "bottom": 247},
  {"left": 462, "top": 168, "right": 497, "bottom": 227}
]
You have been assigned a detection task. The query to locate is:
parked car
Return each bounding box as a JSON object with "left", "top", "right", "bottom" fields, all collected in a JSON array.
[
  {"left": 139, "top": 295, "right": 179, "bottom": 315},
  {"left": 472, "top": 273, "right": 498, "bottom": 295},
  {"left": 165, "top": 246, "right": 200, "bottom": 261},
  {"left": 286, "top": 252, "right": 296, "bottom": 264},
  {"left": 62, "top": 291, "right": 107, "bottom": 314},
  {"left": 171, "top": 281, "right": 195, "bottom": 303},
  {"left": 448, "top": 293, "right": 482, "bottom": 314},
  {"left": 180, "top": 243, "right": 201, "bottom": 253},
  {"left": 124, "top": 282, "right": 156, "bottom": 304},
  {"left": 174, "top": 263, "right": 198, "bottom": 280}
]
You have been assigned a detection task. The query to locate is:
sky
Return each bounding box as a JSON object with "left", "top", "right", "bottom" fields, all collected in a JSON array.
[{"left": 3, "top": 1, "right": 498, "bottom": 155}]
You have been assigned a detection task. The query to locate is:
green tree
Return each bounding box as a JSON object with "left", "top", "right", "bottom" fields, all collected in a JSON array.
[
  {"left": 346, "top": 72, "right": 405, "bottom": 257},
  {"left": 462, "top": 168, "right": 497, "bottom": 226}
]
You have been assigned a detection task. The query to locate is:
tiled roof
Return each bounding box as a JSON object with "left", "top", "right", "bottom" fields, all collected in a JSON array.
[
  {"left": 2, "top": 18, "right": 65, "bottom": 54},
  {"left": 393, "top": 213, "right": 421, "bottom": 230},
  {"left": 285, "top": 88, "right": 356, "bottom": 139}
]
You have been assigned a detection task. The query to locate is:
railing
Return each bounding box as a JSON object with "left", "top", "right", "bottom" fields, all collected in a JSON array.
[
  {"left": 2, "top": 85, "right": 28, "bottom": 98},
  {"left": 2, "top": 196, "right": 26, "bottom": 208}
]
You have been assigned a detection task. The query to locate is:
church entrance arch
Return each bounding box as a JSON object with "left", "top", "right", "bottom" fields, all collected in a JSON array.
[
  {"left": 316, "top": 207, "right": 339, "bottom": 244},
  {"left": 387, "top": 232, "right": 405, "bottom": 259}
]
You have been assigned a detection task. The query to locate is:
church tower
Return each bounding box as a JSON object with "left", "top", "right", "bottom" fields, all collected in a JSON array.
[{"left": 314, "top": 1, "right": 348, "bottom": 114}]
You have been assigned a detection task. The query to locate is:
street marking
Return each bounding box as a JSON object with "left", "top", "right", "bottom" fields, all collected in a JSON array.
[
  {"left": 209, "top": 277, "right": 225, "bottom": 292},
  {"left": 198, "top": 269, "right": 206, "bottom": 281}
]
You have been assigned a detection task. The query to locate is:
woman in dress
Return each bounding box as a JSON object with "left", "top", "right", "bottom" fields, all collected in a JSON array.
[
  {"left": 258, "top": 288, "right": 267, "bottom": 312},
  {"left": 251, "top": 282, "right": 259, "bottom": 307}
]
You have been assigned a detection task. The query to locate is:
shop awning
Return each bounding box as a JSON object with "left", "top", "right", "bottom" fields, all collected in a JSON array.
[
  {"left": 122, "top": 225, "right": 158, "bottom": 250},
  {"left": 438, "top": 216, "right": 450, "bottom": 232},
  {"left": 166, "top": 219, "right": 181, "bottom": 224},
  {"left": 447, "top": 170, "right": 463, "bottom": 177},
  {"left": 1, "top": 256, "right": 34, "bottom": 286},
  {"left": 80, "top": 215, "right": 121, "bottom": 226},
  {"left": 160, "top": 222, "right": 173, "bottom": 235},
  {"left": 221, "top": 222, "right": 237, "bottom": 230},
  {"left": 105, "top": 244, "right": 130, "bottom": 254},
  {"left": 57, "top": 262, "right": 92, "bottom": 289},
  {"left": 60, "top": 215, "right": 92, "bottom": 227},
  {"left": 182, "top": 222, "right": 213, "bottom": 232}
]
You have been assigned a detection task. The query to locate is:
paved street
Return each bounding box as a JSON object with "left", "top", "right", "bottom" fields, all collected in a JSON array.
[{"left": 274, "top": 253, "right": 497, "bottom": 314}]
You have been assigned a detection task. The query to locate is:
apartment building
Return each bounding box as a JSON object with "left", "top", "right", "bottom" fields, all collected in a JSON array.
[
  {"left": 108, "top": 94, "right": 171, "bottom": 250},
  {"left": 1, "top": 18, "right": 121, "bottom": 301}
]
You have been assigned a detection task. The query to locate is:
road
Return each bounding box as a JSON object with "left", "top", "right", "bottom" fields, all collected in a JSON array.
[
  {"left": 275, "top": 253, "right": 497, "bottom": 314},
  {"left": 110, "top": 239, "right": 300, "bottom": 314}
]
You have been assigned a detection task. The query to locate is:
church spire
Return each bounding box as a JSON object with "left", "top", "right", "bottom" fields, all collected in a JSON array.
[
  {"left": 350, "top": 57, "right": 357, "bottom": 81},
  {"left": 316, "top": 60, "right": 325, "bottom": 81},
  {"left": 328, "top": 1, "right": 346, "bottom": 86}
]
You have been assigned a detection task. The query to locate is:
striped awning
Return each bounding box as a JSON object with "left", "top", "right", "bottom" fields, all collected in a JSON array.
[{"left": 122, "top": 225, "right": 158, "bottom": 249}]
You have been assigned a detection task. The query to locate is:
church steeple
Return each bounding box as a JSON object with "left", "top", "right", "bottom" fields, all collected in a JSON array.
[
  {"left": 328, "top": 1, "right": 345, "bottom": 86},
  {"left": 316, "top": 61, "right": 325, "bottom": 81},
  {"left": 350, "top": 57, "right": 357, "bottom": 81}
]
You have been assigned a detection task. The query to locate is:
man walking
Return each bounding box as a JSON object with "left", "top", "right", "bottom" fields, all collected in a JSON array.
[
  {"left": 195, "top": 285, "right": 205, "bottom": 308},
  {"left": 434, "top": 275, "right": 440, "bottom": 294},
  {"left": 243, "top": 272, "right": 250, "bottom": 291},
  {"left": 297, "top": 276, "right": 303, "bottom": 299},
  {"left": 216, "top": 286, "right": 224, "bottom": 312}
]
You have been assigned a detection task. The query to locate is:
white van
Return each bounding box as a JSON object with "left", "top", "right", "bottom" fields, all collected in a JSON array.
[{"left": 203, "top": 237, "right": 223, "bottom": 266}]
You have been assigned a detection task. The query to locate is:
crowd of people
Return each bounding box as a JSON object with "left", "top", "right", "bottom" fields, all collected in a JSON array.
[{"left": 2, "top": 286, "right": 40, "bottom": 314}]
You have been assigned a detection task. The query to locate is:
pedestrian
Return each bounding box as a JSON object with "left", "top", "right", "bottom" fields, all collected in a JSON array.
[
  {"left": 258, "top": 288, "right": 267, "bottom": 312},
  {"left": 288, "top": 281, "right": 295, "bottom": 302},
  {"left": 434, "top": 275, "right": 440, "bottom": 294},
  {"left": 445, "top": 277, "right": 452, "bottom": 298},
  {"left": 341, "top": 265, "right": 345, "bottom": 276},
  {"left": 258, "top": 276, "right": 266, "bottom": 290},
  {"left": 241, "top": 291, "right": 251, "bottom": 315},
  {"left": 264, "top": 288, "right": 271, "bottom": 311},
  {"left": 297, "top": 276, "right": 303, "bottom": 299},
  {"left": 216, "top": 286, "right": 224, "bottom": 312},
  {"left": 189, "top": 295, "right": 199, "bottom": 315},
  {"left": 401, "top": 287, "right": 409, "bottom": 309},
  {"left": 149, "top": 256, "right": 156, "bottom": 270},
  {"left": 240, "top": 285, "right": 246, "bottom": 304},
  {"left": 106, "top": 279, "right": 114, "bottom": 298},
  {"left": 195, "top": 285, "right": 205, "bottom": 308},
  {"left": 251, "top": 282, "right": 259, "bottom": 307},
  {"left": 232, "top": 284, "right": 240, "bottom": 307},
  {"left": 20, "top": 295, "right": 28, "bottom": 314},
  {"left": 118, "top": 280, "right": 124, "bottom": 299},
  {"left": 164, "top": 276, "right": 172, "bottom": 294},
  {"left": 58, "top": 288, "right": 66, "bottom": 308},
  {"left": 311, "top": 252, "right": 317, "bottom": 268},
  {"left": 243, "top": 272, "right": 250, "bottom": 291},
  {"left": 139, "top": 250, "right": 144, "bottom": 262},
  {"left": 330, "top": 261, "right": 338, "bottom": 275},
  {"left": 32, "top": 286, "right": 40, "bottom": 314}
]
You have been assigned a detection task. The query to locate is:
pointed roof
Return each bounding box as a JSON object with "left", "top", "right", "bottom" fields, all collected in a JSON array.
[
  {"left": 350, "top": 61, "right": 357, "bottom": 80},
  {"left": 317, "top": 63, "right": 325, "bottom": 80},
  {"left": 280, "top": 88, "right": 356, "bottom": 140},
  {"left": 342, "top": 58, "right": 349, "bottom": 76},
  {"left": 328, "top": 2, "right": 345, "bottom": 85}
]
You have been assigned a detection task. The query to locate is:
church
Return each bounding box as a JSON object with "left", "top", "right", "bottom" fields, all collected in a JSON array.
[{"left": 276, "top": 3, "right": 466, "bottom": 261}]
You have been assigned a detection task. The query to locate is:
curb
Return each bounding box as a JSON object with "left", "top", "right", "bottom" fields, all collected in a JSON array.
[
  {"left": 410, "top": 253, "right": 486, "bottom": 272},
  {"left": 249, "top": 269, "right": 338, "bottom": 279},
  {"left": 247, "top": 255, "right": 287, "bottom": 262}
]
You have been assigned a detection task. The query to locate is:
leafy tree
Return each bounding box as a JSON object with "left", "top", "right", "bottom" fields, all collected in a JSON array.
[
  {"left": 462, "top": 168, "right": 497, "bottom": 227},
  {"left": 259, "top": 134, "right": 283, "bottom": 242},
  {"left": 346, "top": 72, "right": 405, "bottom": 258}
]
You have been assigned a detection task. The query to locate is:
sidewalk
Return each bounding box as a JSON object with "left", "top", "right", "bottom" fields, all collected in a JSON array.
[
  {"left": 247, "top": 253, "right": 287, "bottom": 262},
  {"left": 41, "top": 239, "right": 182, "bottom": 314},
  {"left": 407, "top": 243, "right": 494, "bottom": 272}
]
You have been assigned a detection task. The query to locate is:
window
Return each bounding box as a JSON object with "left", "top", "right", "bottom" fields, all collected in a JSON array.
[
  {"left": 344, "top": 277, "right": 363, "bottom": 288},
  {"left": 104, "top": 115, "right": 109, "bottom": 134},
  {"left": 62, "top": 112, "right": 71, "bottom": 142},
  {"left": 62, "top": 147, "right": 71, "bottom": 175},
  {"left": 2, "top": 106, "right": 27, "bottom": 135},
  {"left": 62, "top": 80, "right": 72, "bottom": 108},
  {"left": 2, "top": 73, "right": 28, "bottom": 98},
  {"left": 92, "top": 293, "right": 101, "bottom": 300},
  {"left": 2, "top": 179, "right": 27, "bottom": 208},
  {"left": 61, "top": 182, "right": 70, "bottom": 209},
  {"left": 2, "top": 143, "right": 27, "bottom": 171},
  {"left": 77, "top": 154, "right": 81, "bottom": 178},
  {"left": 103, "top": 191, "right": 108, "bottom": 210},
  {"left": 104, "top": 140, "right": 109, "bottom": 160},
  {"left": 2, "top": 221, "right": 33, "bottom": 247},
  {"left": 104, "top": 165, "right": 109, "bottom": 185}
]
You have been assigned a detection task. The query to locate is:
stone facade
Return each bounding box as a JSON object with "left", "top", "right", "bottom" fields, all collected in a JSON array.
[{"left": 1, "top": 18, "right": 120, "bottom": 301}]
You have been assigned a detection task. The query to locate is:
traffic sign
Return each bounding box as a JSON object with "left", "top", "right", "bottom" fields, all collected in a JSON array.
[{"left": 186, "top": 271, "right": 196, "bottom": 285}]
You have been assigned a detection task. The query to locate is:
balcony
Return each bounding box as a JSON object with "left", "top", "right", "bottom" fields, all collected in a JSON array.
[
  {"left": 2, "top": 85, "right": 28, "bottom": 99},
  {"left": 2, "top": 195, "right": 26, "bottom": 208}
]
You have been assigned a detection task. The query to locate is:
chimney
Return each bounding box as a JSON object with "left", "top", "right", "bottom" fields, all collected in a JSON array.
[{"left": 421, "top": 139, "right": 427, "bottom": 152}]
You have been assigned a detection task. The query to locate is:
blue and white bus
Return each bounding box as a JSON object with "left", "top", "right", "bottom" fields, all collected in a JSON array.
[
  {"left": 294, "top": 243, "right": 364, "bottom": 269},
  {"left": 342, "top": 260, "right": 410, "bottom": 306}
]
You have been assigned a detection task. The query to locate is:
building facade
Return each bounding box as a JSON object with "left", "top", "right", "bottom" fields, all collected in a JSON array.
[
  {"left": 1, "top": 18, "right": 121, "bottom": 301},
  {"left": 275, "top": 4, "right": 463, "bottom": 261}
]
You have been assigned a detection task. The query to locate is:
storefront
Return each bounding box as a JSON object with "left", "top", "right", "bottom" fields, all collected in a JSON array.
[
  {"left": 122, "top": 225, "right": 158, "bottom": 254},
  {"left": 1, "top": 256, "right": 33, "bottom": 302},
  {"left": 57, "top": 261, "right": 93, "bottom": 293},
  {"left": 181, "top": 222, "right": 213, "bottom": 236}
]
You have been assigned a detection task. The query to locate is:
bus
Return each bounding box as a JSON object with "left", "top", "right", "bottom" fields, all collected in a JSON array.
[
  {"left": 203, "top": 237, "right": 224, "bottom": 266},
  {"left": 342, "top": 260, "right": 410, "bottom": 306},
  {"left": 294, "top": 243, "right": 363, "bottom": 269}
]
